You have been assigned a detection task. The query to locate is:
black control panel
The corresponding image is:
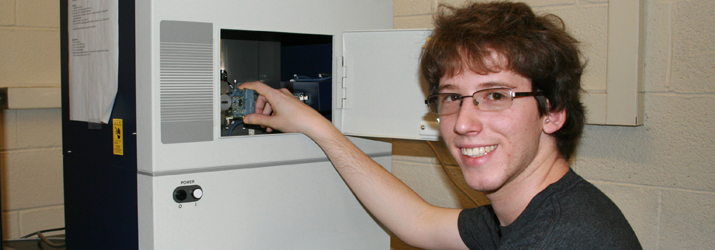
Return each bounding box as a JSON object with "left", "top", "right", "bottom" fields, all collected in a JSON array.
[{"left": 173, "top": 185, "right": 203, "bottom": 203}]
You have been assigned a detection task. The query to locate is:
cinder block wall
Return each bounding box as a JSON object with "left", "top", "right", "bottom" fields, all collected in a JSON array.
[
  {"left": 1, "top": 0, "right": 64, "bottom": 240},
  {"left": 2, "top": 0, "right": 714, "bottom": 249},
  {"left": 392, "top": 0, "right": 715, "bottom": 249}
]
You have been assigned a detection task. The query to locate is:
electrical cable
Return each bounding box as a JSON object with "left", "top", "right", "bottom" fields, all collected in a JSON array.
[
  {"left": 228, "top": 120, "right": 244, "bottom": 136},
  {"left": 36, "top": 231, "right": 65, "bottom": 248},
  {"left": 21, "top": 227, "right": 66, "bottom": 248},
  {"left": 425, "top": 141, "right": 482, "bottom": 207}
]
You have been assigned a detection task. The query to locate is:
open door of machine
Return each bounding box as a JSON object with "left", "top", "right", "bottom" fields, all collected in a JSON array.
[{"left": 339, "top": 29, "right": 440, "bottom": 141}]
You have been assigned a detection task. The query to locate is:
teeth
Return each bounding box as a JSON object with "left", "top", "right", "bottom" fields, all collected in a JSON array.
[{"left": 461, "top": 145, "right": 497, "bottom": 158}]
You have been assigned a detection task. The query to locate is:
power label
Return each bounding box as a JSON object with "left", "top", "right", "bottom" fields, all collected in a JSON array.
[{"left": 113, "top": 118, "right": 123, "bottom": 155}]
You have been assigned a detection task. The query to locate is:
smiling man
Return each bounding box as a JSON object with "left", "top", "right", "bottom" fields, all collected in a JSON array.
[{"left": 240, "top": 1, "right": 642, "bottom": 249}]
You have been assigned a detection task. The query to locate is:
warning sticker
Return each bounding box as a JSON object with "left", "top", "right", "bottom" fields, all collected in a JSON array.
[{"left": 113, "top": 118, "right": 123, "bottom": 155}]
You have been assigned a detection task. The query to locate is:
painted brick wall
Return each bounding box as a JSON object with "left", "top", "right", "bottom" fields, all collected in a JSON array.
[
  {"left": 2, "top": 1, "right": 713, "bottom": 249},
  {"left": 0, "top": 0, "right": 64, "bottom": 240},
  {"left": 392, "top": 0, "right": 715, "bottom": 249}
]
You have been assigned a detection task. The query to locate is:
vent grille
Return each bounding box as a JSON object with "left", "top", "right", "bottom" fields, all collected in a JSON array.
[
  {"left": 160, "top": 42, "right": 213, "bottom": 122},
  {"left": 159, "top": 20, "right": 213, "bottom": 144}
]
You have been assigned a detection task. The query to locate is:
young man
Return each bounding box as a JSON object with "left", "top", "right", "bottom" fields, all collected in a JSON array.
[{"left": 241, "top": 2, "right": 642, "bottom": 249}]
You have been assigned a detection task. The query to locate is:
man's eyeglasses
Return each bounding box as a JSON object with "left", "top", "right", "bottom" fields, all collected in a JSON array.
[{"left": 425, "top": 87, "right": 543, "bottom": 115}]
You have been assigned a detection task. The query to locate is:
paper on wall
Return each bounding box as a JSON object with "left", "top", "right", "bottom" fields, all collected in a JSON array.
[{"left": 68, "top": 0, "right": 119, "bottom": 124}]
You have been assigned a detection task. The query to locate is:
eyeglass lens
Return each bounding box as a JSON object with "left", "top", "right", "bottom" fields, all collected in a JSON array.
[{"left": 428, "top": 88, "right": 514, "bottom": 115}]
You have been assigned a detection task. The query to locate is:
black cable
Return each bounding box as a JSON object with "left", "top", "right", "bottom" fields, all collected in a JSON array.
[
  {"left": 20, "top": 227, "right": 64, "bottom": 239},
  {"left": 21, "top": 227, "right": 66, "bottom": 248}
]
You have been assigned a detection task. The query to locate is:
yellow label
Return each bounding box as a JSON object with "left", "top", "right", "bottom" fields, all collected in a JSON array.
[{"left": 113, "top": 119, "right": 123, "bottom": 155}]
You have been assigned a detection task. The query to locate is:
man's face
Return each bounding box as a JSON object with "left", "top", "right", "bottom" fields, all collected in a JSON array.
[{"left": 438, "top": 69, "right": 546, "bottom": 193}]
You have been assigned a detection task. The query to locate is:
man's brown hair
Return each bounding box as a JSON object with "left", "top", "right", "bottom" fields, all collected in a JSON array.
[{"left": 420, "top": 1, "right": 586, "bottom": 160}]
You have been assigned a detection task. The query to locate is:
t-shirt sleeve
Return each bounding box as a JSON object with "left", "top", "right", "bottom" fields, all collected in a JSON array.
[{"left": 458, "top": 206, "right": 502, "bottom": 250}]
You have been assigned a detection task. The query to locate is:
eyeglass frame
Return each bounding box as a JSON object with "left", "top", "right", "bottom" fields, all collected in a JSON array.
[{"left": 425, "top": 87, "right": 544, "bottom": 115}]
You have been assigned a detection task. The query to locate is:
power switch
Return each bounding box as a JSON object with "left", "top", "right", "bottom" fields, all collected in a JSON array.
[
  {"left": 173, "top": 185, "right": 202, "bottom": 203},
  {"left": 192, "top": 188, "right": 203, "bottom": 199},
  {"left": 174, "top": 189, "right": 188, "bottom": 201}
]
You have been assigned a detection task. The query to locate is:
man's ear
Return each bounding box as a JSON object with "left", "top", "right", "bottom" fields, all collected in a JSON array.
[{"left": 543, "top": 109, "right": 566, "bottom": 135}]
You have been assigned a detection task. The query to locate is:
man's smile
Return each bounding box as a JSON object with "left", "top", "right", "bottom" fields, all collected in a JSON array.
[{"left": 461, "top": 145, "right": 497, "bottom": 158}]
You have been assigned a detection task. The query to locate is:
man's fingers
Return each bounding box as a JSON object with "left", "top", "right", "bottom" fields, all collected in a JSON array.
[
  {"left": 238, "top": 81, "right": 313, "bottom": 135},
  {"left": 243, "top": 113, "right": 278, "bottom": 133},
  {"left": 262, "top": 101, "right": 273, "bottom": 115},
  {"left": 255, "top": 95, "right": 272, "bottom": 115},
  {"left": 243, "top": 113, "right": 268, "bottom": 126},
  {"left": 239, "top": 81, "right": 277, "bottom": 98}
]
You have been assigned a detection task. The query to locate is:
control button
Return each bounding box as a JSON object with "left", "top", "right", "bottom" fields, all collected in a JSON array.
[
  {"left": 174, "top": 189, "right": 188, "bottom": 201},
  {"left": 192, "top": 188, "right": 203, "bottom": 199},
  {"left": 173, "top": 185, "right": 202, "bottom": 203}
]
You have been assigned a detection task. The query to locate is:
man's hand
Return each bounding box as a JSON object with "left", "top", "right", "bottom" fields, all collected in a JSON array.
[{"left": 239, "top": 81, "right": 333, "bottom": 136}]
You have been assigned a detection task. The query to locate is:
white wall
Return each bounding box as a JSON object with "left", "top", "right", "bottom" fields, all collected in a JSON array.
[
  {"left": 0, "top": 0, "right": 64, "bottom": 240},
  {"left": 392, "top": 0, "right": 715, "bottom": 249}
]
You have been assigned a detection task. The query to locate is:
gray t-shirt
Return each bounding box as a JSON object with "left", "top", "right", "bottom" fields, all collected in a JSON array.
[{"left": 458, "top": 169, "right": 642, "bottom": 249}]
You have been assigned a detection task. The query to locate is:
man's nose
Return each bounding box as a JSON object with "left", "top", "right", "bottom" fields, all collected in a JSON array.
[{"left": 453, "top": 97, "right": 483, "bottom": 135}]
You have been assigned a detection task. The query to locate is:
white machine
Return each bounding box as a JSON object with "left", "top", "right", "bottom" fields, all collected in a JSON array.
[{"left": 61, "top": 0, "right": 436, "bottom": 249}]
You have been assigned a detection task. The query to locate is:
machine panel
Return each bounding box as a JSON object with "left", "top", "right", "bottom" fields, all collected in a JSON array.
[
  {"left": 144, "top": 156, "right": 391, "bottom": 249},
  {"left": 63, "top": 1, "right": 401, "bottom": 249},
  {"left": 342, "top": 30, "right": 440, "bottom": 141}
]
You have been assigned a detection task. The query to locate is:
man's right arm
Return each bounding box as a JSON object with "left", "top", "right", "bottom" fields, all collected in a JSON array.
[{"left": 240, "top": 81, "right": 468, "bottom": 250}]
